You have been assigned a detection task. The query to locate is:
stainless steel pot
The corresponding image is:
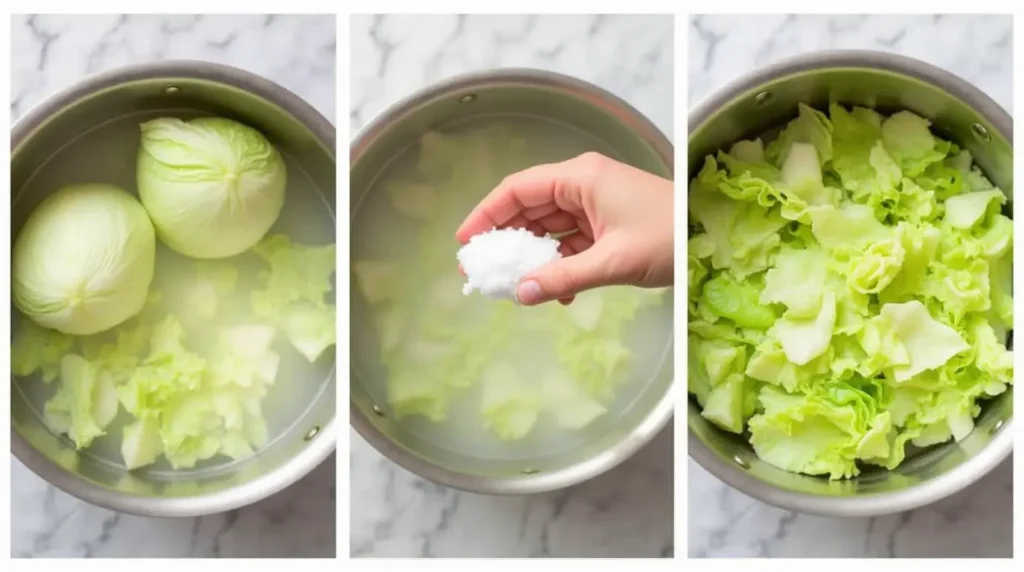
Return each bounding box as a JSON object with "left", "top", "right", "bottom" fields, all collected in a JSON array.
[
  {"left": 351, "top": 69, "right": 674, "bottom": 494},
  {"left": 688, "top": 50, "right": 1012, "bottom": 516},
  {"left": 10, "top": 61, "right": 337, "bottom": 517}
]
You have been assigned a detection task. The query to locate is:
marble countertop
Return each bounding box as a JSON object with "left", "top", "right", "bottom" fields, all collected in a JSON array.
[
  {"left": 10, "top": 14, "right": 336, "bottom": 558},
  {"left": 688, "top": 14, "right": 1013, "bottom": 558},
  {"left": 349, "top": 14, "right": 674, "bottom": 558}
]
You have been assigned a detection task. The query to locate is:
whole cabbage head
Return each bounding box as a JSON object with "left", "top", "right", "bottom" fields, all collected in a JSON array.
[
  {"left": 137, "top": 117, "right": 287, "bottom": 259},
  {"left": 13, "top": 184, "right": 156, "bottom": 336}
]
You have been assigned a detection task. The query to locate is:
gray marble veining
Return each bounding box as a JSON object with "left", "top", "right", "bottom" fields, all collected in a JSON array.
[
  {"left": 349, "top": 14, "right": 674, "bottom": 558},
  {"left": 688, "top": 14, "right": 1013, "bottom": 559},
  {"left": 10, "top": 13, "right": 336, "bottom": 558}
]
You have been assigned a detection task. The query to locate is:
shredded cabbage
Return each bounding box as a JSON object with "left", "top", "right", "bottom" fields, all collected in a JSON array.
[{"left": 689, "top": 103, "right": 1013, "bottom": 479}]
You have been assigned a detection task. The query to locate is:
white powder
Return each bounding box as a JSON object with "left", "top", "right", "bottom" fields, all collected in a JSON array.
[{"left": 456, "top": 228, "right": 562, "bottom": 300}]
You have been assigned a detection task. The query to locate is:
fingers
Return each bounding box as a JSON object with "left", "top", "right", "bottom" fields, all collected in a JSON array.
[
  {"left": 516, "top": 244, "right": 617, "bottom": 305},
  {"left": 455, "top": 160, "right": 588, "bottom": 243},
  {"left": 533, "top": 211, "right": 577, "bottom": 236},
  {"left": 560, "top": 232, "right": 592, "bottom": 255}
]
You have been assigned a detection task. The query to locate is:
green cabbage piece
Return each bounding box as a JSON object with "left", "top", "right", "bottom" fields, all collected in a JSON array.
[
  {"left": 386, "top": 181, "right": 439, "bottom": 221},
  {"left": 121, "top": 417, "right": 163, "bottom": 470},
  {"left": 540, "top": 371, "right": 608, "bottom": 430},
  {"left": 252, "top": 234, "right": 335, "bottom": 316},
  {"left": 251, "top": 234, "right": 337, "bottom": 362},
  {"left": 353, "top": 260, "right": 401, "bottom": 306},
  {"left": 701, "top": 273, "right": 776, "bottom": 329},
  {"left": 44, "top": 354, "right": 120, "bottom": 449},
  {"left": 137, "top": 117, "right": 286, "bottom": 259},
  {"left": 188, "top": 261, "right": 239, "bottom": 319},
  {"left": 480, "top": 363, "right": 541, "bottom": 441},
  {"left": 689, "top": 104, "right": 1013, "bottom": 479},
  {"left": 12, "top": 319, "right": 74, "bottom": 382},
  {"left": 12, "top": 183, "right": 156, "bottom": 336},
  {"left": 282, "top": 303, "right": 337, "bottom": 362},
  {"left": 748, "top": 383, "right": 894, "bottom": 480}
]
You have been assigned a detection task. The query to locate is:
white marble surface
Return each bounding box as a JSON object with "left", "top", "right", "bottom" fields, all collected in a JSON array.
[
  {"left": 349, "top": 14, "right": 674, "bottom": 558},
  {"left": 688, "top": 14, "right": 1013, "bottom": 558},
  {"left": 10, "top": 14, "right": 336, "bottom": 558}
]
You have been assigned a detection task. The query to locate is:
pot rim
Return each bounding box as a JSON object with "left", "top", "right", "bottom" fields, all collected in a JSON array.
[
  {"left": 10, "top": 60, "right": 337, "bottom": 518},
  {"left": 689, "top": 49, "right": 1012, "bottom": 143},
  {"left": 350, "top": 67, "right": 674, "bottom": 495},
  {"left": 687, "top": 49, "right": 1013, "bottom": 517}
]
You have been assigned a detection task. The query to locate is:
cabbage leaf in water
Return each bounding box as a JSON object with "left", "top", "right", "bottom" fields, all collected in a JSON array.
[
  {"left": 188, "top": 261, "right": 239, "bottom": 319},
  {"left": 44, "top": 354, "right": 119, "bottom": 450},
  {"left": 688, "top": 104, "right": 1013, "bottom": 479},
  {"left": 12, "top": 319, "right": 74, "bottom": 382},
  {"left": 251, "top": 234, "right": 337, "bottom": 362},
  {"left": 355, "top": 127, "right": 668, "bottom": 441}
]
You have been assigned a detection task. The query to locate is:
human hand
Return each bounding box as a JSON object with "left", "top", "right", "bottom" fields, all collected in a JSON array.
[{"left": 455, "top": 152, "right": 674, "bottom": 306}]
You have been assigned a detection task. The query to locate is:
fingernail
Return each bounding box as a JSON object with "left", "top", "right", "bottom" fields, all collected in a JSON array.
[{"left": 517, "top": 280, "right": 543, "bottom": 304}]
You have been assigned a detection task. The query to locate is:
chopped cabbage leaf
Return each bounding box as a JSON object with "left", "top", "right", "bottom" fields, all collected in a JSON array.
[
  {"left": 480, "top": 363, "right": 541, "bottom": 441},
  {"left": 701, "top": 273, "right": 776, "bottom": 329},
  {"left": 44, "top": 354, "right": 119, "bottom": 449},
  {"left": 748, "top": 384, "right": 893, "bottom": 480},
  {"left": 541, "top": 372, "right": 607, "bottom": 430},
  {"left": 386, "top": 181, "right": 439, "bottom": 221},
  {"left": 12, "top": 318, "right": 74, "bottom": 382},
  {"left": 251, "top": 234, "right": 336, "bottom": 319},
  {"left": 282, "top": 303, "right": 336, "bottom": 362},
  {"left": 773, "top": 290, "right": 837, "bottom": 366},
  {"left": 354, "top": 260, "right": 401, "bottom": 306},
  {"left": 189, "top": 261, "right": 238, "bottom": 319},
  {"left": 121, "top": 418, "right": 163, "bottom": 470}
]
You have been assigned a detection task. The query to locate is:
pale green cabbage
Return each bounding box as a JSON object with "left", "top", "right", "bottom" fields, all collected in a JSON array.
[
  {"left": 44, "top": 354, "right": 119, "bottom": 450},
  {"left": 137, "top": 117, "right": 286, "bottom": 259},
  {"left": 13, "top": 184, "right": 156, "bottom": 336},
  {"left": 689, "top": 103, "right": 1013, "bottom": 479},
  {"left": 188, "top": 261, "right": 239, "bottom": 319},
  {"left": 250, "top": 234, "right": 337, "bottom": 362}
]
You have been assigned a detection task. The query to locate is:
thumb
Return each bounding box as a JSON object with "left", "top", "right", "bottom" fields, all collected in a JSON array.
[{"left": 517, "top": 245, "right": 616, "bottom": 305}]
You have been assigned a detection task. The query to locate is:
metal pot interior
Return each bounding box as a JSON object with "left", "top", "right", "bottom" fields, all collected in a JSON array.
[
  {"left": 10, "top": 72, "right": 337, "bottom": 513},
  {"left": 688, "top": 62, "right": 1013, "bottom": 505},
  {"left": 351, "top": 76, "right": 675, "bottom": 490}
]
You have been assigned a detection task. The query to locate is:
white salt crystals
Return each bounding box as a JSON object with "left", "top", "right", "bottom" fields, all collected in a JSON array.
[{"left": 456, "top": 228, "right": 561, "bottom": 301}]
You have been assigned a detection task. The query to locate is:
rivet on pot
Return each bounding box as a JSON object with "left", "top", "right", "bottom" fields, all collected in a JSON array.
[
  {"left": 971, "top": 122, "right": 991, "bottom": 143},
  {"left": 304, "top": 425, "right": 321, "bottom": 441},
  {"left": 733, "top": 455, "right": 750, "bottom": 469},
  {"left": 371, "top": 404, "right": 386, "bottom": 417},
  {"left": 163, "top": 86, "right": 181, "bottom": 95},
  {"left": 458, "top": 94, "right": 477, "bottom": 104},
  {"left": 991, "top": 419, "right": 1004, "bottom": 434},
  {"left": 521, "top": 468, "right": 540, "bottom": 475},
  {"left": 753, "top": 91, "right": 773, "bottom": 107}
]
